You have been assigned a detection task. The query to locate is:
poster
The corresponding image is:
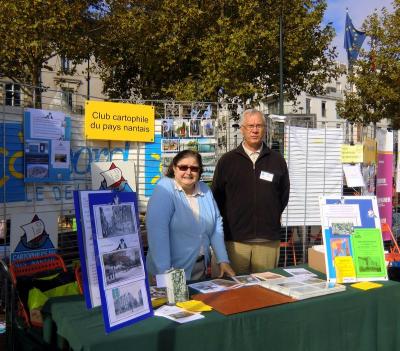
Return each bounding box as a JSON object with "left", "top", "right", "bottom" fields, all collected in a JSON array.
[
  {"left": 89, "top": 191, "right": 152, "bottom": 332},
  {"left": 24, "top": 108, "right": 71, "bottom": 182},
  {"left": 10, "top": 212, "right": 58, "bottom": 261},
  {"left": 319, "top": 196, "right": 386, "bottom": 283},
  {"left": 351, "top": 228, "right": 386, "bottom": 280},
  {"left": 91, "top": 160, "right": 136, "bottom": 192},
  {"left": 74, "top": 190, "right": 111, "bottom": 308}
]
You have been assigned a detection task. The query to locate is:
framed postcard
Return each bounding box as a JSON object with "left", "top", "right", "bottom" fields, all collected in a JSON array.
[
  {"left": 162, "top": 139, "right": 179, "bottom": 153},
  {"left": 189, "top": 119, "right": 201, "bottom": 137},
  {"left": 174, "top": 119, "right": 189, "bottom": 138},
  {"left": 161, "top": 118, "right": 174, "bottom": 138},
  {"left": 201, "top": 119, "right": 215, "bottom": 137}
]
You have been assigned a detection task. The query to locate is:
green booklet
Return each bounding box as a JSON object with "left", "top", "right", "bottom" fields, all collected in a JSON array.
[{"left": 351, "top": 228, "right": 387, "bottom": 280}]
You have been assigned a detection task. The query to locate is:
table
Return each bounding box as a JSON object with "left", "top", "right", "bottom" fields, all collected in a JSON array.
[{"left": 42, "top": 270, "right": 400, "bottom": 351}]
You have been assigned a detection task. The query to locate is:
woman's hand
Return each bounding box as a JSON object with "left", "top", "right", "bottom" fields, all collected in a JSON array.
[{"left": 218, "top": 262, "right": 235, "bottom": 278}]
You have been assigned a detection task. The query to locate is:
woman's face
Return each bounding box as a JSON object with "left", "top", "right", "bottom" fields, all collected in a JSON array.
[{"left": 173, "top": 156, "right": 200, "bottom": 192}]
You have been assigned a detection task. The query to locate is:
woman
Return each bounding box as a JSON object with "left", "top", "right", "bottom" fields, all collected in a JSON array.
[{"left": 146, "top": 150, "right": 235, "bottom": 280}]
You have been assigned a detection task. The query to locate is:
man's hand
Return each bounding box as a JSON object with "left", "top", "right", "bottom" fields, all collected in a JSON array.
[{"left": 218, "top": 262, "right": 235, "bottom": 278}]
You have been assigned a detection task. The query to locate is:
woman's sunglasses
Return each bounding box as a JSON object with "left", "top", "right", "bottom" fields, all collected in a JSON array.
[{"left": 176, "top": 165, "right": 200, "bottom": 173}]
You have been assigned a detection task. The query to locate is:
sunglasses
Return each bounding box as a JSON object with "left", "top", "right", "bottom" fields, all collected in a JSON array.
[{"left": 176, "top": 165, "right": 200, "bottom": 173}]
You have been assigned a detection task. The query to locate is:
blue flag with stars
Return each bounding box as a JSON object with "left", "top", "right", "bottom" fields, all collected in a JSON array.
[{"left": 344, "top": 13, "right": 366, "bottom": 65}]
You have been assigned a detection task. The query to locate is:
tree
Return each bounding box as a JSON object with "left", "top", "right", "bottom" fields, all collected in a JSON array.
[
  {"left": 338, "top": 1, "right": 400, "bottom": 127},
  {"left": 95, "top": 0, "right": 340, "bottom": 101},
  {"left": 0, "top": 0, "right": 101, "bottom": 107}
]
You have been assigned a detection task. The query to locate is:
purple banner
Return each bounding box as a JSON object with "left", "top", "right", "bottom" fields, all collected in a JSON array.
[{"left": 376, "top": 152, "right": 393, "bottom": 240}]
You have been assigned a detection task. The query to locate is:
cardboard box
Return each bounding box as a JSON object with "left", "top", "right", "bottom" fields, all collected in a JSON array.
[{"left": 308, "top": 245, "right": 326, "bottom": 274}]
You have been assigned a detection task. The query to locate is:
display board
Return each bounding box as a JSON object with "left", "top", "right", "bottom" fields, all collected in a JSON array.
[
  {"left": 319, "top": 196, "right": 387, "bottom": 283},
  {"left": 74, "top": 190, "right": 112, "bottom": 308},
  {"left": 24, "top": 108, "right": 71, "bottom": 182},
  {"left": 88, "top": 191, "right": 152, "bottom": 332}
]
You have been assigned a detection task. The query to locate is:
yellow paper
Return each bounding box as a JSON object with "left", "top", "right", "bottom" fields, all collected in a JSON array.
[
  {"left": 341, "top": 144, "right": 363, "bottom": 163},
  {"left": 176, "top": 300, "right": 213, "bottom": 312},
  {"left": 334, "top": 256, "right": 356, "bottom": 283},
  {"left": 351, "top": 281, "right": 383, "bottom": 290}
]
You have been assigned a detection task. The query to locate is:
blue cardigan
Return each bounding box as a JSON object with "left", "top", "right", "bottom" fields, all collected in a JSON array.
[{"left": 146, "top": 177, "right": 229, "bottom": 279}]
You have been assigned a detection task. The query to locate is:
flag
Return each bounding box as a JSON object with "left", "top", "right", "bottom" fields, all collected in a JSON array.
[{"left": 344, "top": 13, "right": 366, "bottom": 65}]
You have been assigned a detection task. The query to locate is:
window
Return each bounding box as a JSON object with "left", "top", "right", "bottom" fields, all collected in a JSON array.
[
  {"left": 321, "top": 101, "right": 326, "bottom": 118},
  {"left": 336, "top": 82, "right": 342, "bottom": 93},
  {"left": 5, "top": 83, "right": 21, "bottom": 106},
  {"left": 61, "top": 56, "right": 70, "bottom": 73},
  {"left": 305, "top": 98, "right": 311, "bottom": 114},
  {"left": 61, "top": 88, "right": 73, "bottom": 110}
]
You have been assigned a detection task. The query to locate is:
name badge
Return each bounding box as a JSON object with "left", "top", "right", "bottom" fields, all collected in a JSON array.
[{"left": 260, "top": 171, "right": 274, "bottom": 182}]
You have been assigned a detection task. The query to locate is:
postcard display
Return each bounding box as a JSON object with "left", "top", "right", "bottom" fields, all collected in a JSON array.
[
  {"left": 161, "top": 105, "right": 216, "bottom": 180},
  {"left": 319, "top": 196, "right": 387, "bottom": 283},
  {"left": 75, "top": 191, "right": 153, "bottom": 332},
  {"left": 24, "top": 108, "right": 71, "bottom": 182}
]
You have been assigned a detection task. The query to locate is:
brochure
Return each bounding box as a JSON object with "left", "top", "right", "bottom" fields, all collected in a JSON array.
[{"left": 350, "top": 228, "right": 387, "bottom": 280}]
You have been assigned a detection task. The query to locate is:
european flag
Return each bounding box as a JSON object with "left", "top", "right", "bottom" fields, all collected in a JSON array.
[{"left": 344, "top": 13, "right": 366, "bottom": 65}]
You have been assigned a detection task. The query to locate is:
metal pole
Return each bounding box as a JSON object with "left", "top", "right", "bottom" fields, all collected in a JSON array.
[
  {"left": 87, "top": 57, "right": 90, "bottom": 101},
  {"left": 279, "top": 10, "right": 284, "bottom": 116}
]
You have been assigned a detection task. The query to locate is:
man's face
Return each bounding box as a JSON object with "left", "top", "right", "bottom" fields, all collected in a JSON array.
[{"left": 240, "top": 112, "right": 265, "bottom": 149}]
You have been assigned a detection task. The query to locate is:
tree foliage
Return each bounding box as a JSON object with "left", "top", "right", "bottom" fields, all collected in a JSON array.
[
  {"left": 338, "top": 0, "right": 400, "bottom": 126},
  {"left": 0, "top": 0, "right": 100, "bottom": 106},
  {"left": 95, "top": 0, "right": 339, "bottom": 101}
]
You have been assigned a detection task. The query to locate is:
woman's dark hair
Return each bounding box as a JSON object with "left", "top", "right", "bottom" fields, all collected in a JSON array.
[{"left": 166, "top": 150, "right": 203, "bottom": 178}]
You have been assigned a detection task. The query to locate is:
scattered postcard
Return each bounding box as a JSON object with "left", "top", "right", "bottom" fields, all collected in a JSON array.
[
  {"left": 211, "top": 278, "right": 242, "bottom": 289},
  {"left": 154, "top": 305, "right": 204, "bottom": 324},
  {"left": 232, "top": 275, "right": 260, "bottom": 285},
  {"left": 188, "top": 281, "right": 225, "bottom": 293},
  {"left": 251, "top": 271, "right": 286, "bottom": 281},
  {"left": 284, "top": 268, "right": 317, "bottom": 278}
]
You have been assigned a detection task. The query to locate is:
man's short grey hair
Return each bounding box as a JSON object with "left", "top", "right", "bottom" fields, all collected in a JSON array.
[{"left": 241, "top": 109, "right": 265, "bottom": 124}]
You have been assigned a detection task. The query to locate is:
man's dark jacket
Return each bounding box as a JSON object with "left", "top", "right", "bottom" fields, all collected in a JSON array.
[{"left": 211, "top": 143, "right": 290, "bottom": 242}]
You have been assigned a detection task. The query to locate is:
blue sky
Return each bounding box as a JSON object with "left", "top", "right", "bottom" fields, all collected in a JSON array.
[{"left": 324, "top": 0, "right": 394, "bottom": 63}]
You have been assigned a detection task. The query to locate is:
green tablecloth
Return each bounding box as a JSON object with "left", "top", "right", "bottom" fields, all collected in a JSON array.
[{"left": 42, "top": 272, "right": 400, "bottom": 351}]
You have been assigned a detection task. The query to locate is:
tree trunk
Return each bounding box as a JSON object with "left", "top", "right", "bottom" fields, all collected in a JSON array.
[{"left": 30, "top": 64, "right": 42, "bottom": 109}]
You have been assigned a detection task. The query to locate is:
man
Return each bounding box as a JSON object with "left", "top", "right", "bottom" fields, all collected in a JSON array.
[{"left": 212, "top": 109, "right": 290, "bottom": 274}]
